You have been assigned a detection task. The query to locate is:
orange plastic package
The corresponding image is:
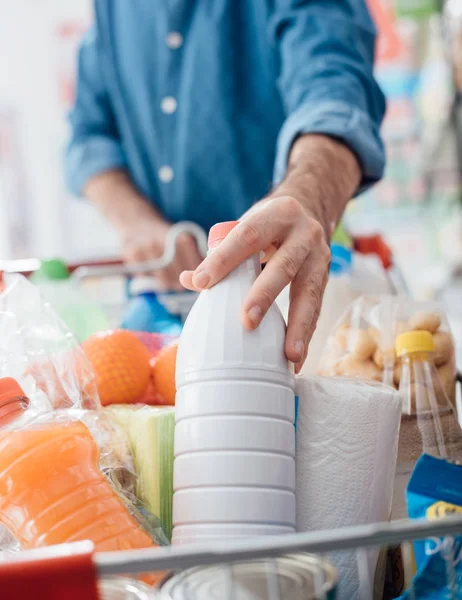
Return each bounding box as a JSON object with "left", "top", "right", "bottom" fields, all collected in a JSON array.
[
  {"left": 0, "top": 378, "right": 155, "bottom": 552},
  {"left": 0, "top": 378, "right": 165, "bottom": 583}
]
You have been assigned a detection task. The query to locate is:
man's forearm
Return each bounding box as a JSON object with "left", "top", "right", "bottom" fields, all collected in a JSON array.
[
  {"left": 84, "top": 169, "right": 163, "bottom": 232},
  {"left": 270, "top": 134, "right": 361, "bottom": 239}
]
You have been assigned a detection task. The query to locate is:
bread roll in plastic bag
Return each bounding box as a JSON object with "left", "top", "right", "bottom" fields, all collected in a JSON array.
[{"left": 317, "top": 295, "right": 457, "bottom": 404}]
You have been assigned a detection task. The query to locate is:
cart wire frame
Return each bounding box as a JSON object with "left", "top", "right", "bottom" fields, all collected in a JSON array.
[{"left": 2, "top": 517, "right": 462, "bottom": 599}]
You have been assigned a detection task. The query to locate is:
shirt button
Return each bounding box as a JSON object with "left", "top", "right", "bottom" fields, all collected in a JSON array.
[
  {"left": 159, "top": 165, "right": 174, "bottom": 183},
  {"left": 161, "top": 96, "right": 177, "bottom": 114},
  {"left": 166, "top": 32, "right": 183, "bottom": 49}
]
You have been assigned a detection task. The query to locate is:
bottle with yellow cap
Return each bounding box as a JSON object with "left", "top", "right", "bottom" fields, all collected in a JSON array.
[
  {"left": 393, "top": 331, "right": 462, "bottom": 519},
  {"left": 388, "top": 331, "right": 462, "bottom": 595}
]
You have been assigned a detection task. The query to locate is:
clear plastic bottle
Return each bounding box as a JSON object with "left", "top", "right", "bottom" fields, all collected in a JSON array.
[
  {"left": 173, "top": 222, "right": 296, "bottom": 544},
  {"left": 393, "top": 330, "right": 462, "bottom": 520},
  {"left": 31, "top": 259, "right": 110, "bottom": 342},
  {"left": 389, "top": 331, "right": 462, "bottom": 594}
]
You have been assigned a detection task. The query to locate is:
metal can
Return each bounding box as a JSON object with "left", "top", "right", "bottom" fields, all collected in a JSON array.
[
  {"left": 99, "top": 577, "right": 157, "bottom": 599},
  {"left": 158, "top": 553, "right": 337, "bottom": 600}
]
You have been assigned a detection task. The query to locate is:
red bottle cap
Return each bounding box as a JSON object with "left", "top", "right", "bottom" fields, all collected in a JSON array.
[
  {"left": 208, "top": 221, "right": 239, "bottom": 249},
  {"left": 353, "top": 234, "right": 393, "bottom": 270},
  {"left": 0, "top": 377, "right": 30, "bottom": 426}
]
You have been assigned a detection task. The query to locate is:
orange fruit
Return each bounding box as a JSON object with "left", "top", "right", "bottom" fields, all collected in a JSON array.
[
  {"left": 151, "top": 342, "right": 178, "bottom": 405},
  {"left": 82, "top": 330, "right": 151, "bottom": 406}
]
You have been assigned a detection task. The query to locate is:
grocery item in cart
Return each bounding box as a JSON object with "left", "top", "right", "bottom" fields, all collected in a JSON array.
[
  {"left": 174, "top": 221, "right": 296, "bottom": 543},
  {"left": 317, "top": 296, "right": 457, "bottom": 405},
  {"left": 121, "top": 277, "right": 183, "bottom": 336},
  {"left": 31, "top": 258, "right": 110, "bottom": 342},
  {"left": 0, "top": 379, "right": 160, "bottom": 555},
  {"left": 149, "top": 342, "right": 178, "bottom": 406},
  {"left": 400, "top": 453, "right": 462, "bottom": 600},
  {"left": 0, "top": 273, "right": 100, "bottom": 410},
  {"left": 392, "top": 331, "right": 462, "bottom": 521},
  {"left": 83, "top": 330, "right": 152, "bottom": 406},
  {"left": 107, "top": 405, "right": 175, "bottom": 541},
  {"left": 296, "top": 376, "right": 402, "bottom": 600},
  {"left": 158, "top": 553, "right": 337, "bottom": 600}
]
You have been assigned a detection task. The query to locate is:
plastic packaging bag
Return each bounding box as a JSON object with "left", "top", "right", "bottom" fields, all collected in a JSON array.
[
  {"left": 0, "top": 393, "right": 168, "bottom": 552},
  {"left": 0, "top": 274, "right": 99, "bottom": 410},
  {"left": 317, "top": 295, "right": 457, "bottom": 404},
  {"left": 0, "top": 276, "right": 170, "bottom": 550},
  {"left": 0, "top": 405, "right": 168, "bottom": 554}
]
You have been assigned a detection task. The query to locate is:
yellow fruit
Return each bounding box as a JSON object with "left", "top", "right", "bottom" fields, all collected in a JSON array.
[{"left": 82, "top": 330, "right": 151, "bottom": 405}]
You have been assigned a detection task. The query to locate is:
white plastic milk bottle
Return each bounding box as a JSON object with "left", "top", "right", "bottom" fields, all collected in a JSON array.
[{"left": 173, "top": 221, "right": 296, "bottom": 544}]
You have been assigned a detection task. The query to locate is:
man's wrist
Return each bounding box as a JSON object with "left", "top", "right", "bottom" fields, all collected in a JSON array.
[
  {"left": 269, "top": 134, "right": 361, "bottom": 239},
  {"left": 85, "top": 169, "right": 165, "bottom": 233}
]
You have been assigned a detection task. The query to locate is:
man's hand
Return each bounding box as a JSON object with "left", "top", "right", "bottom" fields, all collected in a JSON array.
[
  {"left": 84, "top": 170, "right": 202, "bottom": 290},
  {"left": 120, "top": 216, "right": 203, "bottom": 290},
  {"left": 180, "top": 135, "right": 361, "bottom": 371}
]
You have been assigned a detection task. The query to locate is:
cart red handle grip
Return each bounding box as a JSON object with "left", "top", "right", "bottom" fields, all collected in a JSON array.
[
  {"left": 353, "top": 234, "right": 393, "bottom": 270},
  {"left": 0, "top": 542, "right": 99, "bottom": 600}
]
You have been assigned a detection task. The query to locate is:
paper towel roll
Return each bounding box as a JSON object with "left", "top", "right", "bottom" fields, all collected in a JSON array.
[{"left": 296, "top": 376, "right": 402, "bottom": 600}]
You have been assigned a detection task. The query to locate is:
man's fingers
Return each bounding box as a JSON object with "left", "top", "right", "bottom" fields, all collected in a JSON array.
[
  {"left": 285, "top": 245, "right": 330, "bottom": 369},
  {"left": 241, "top": 239, "right": 310, "bottom": 330},
  {"left": 190, "top": 209, "right": 288, "bottom": 290},
  {"left": 179, "top": 270, "right": 195, "bottom": 290}
]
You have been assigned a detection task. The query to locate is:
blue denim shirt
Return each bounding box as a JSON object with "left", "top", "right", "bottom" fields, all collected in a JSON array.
[{"left": 66, "top": 0, "right": 385, "bottom": 233}]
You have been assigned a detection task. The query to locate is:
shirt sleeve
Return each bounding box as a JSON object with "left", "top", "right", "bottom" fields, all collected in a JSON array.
[
  {"left": 271, "top": 0, "right": 386, "bottom": 194},
  {"left": 65, "top": 25, "right": 127, "bottom": 197}
]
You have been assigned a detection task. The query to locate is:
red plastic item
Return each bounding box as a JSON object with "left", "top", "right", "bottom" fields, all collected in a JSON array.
[
  {"left": 0, "top": 542, "right": 99, "bottom": 600},
  {"left": 353, "top": 234, "right": 393, "bottom": 270}
]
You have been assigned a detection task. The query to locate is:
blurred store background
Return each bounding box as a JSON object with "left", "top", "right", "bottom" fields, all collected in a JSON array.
[{"left": 1, "top": 0, "right": 462, "bottom": 299}]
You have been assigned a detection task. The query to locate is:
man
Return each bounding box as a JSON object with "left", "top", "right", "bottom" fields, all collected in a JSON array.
[{"left": 66, "top": 0, "right": 385, "bottom": 371}]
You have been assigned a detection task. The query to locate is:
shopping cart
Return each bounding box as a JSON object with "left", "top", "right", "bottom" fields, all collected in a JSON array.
[
  {"left": 1, "top": 222, "right": 209, "bottom": 328},
  {"left": 1, "top": 223, "right": 407, "bottom": 333},
  {"left": 2, "top": 517, "right": 462, "bottom": 599}
]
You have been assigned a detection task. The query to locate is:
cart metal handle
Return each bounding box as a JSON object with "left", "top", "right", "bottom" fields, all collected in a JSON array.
[
  {"left": 72, "top": 221, "right": 208, "bottom": 281},
  {"left": 94, "top": 516, "right": 462, "bottom": 576}
]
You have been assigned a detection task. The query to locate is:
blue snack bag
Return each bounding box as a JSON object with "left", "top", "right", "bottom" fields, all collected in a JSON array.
[{"left": 399, "top": 453, "right": 462, "bottom": 599}]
